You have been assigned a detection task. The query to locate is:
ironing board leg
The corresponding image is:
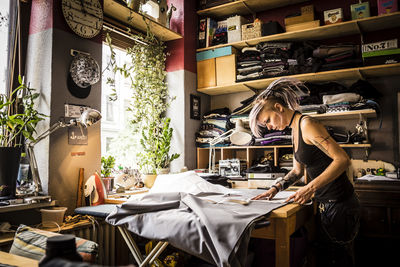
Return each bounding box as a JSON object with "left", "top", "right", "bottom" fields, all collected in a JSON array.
[
  {"left": 117, "top": 226, "right": 169, "bottom": 267},
  {"left": 118, "top": 226, "right": 143, "bottom": 264}
]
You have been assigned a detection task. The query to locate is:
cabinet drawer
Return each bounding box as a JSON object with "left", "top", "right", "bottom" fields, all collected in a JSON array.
[
  {"left": 359, "top": 206, "right": 388, "bottom": 236},
  {"left": 197, "top": 58, "right": 216, "bottom": 88},
  {"left": 216, "top": 54, "right": 236, "bottom": 86}
]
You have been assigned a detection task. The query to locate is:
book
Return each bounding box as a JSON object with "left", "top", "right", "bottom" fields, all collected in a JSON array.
[
  {"left": 198, "top": 17, "right": 207, "bottom": 48},
  {"left": 212, "top": 19, "right": 228, "bottom": 46},
  {"left": 377, "top": 0, "right": 398, "bottom": 15},
  {"left": 206, "top": 17, "right": 217, "bottom": 47},
  {"left": 350, "top": 2, "right": 370, "bottom": 20}
]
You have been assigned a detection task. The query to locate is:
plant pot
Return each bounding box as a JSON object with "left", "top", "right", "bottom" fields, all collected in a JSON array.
[
  {"left": 102, "top": 177, "right": 114, "bottom": 194},
  {"left": 157, "top": 168, "right": 170, "bottom": 174},
  {"left": 0, "top": 147, "right": 21, "bottom": 200},
  {"left": 142, "top": 173, "right": 157, "bottom": 188}
]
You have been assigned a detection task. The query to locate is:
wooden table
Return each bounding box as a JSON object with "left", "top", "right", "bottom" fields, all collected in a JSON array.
[
  {"left": 0, "top": 251, "right": 38, "bottom": 267},
  {"left": 105, "top": 192, "right": 314, "bottom": 267},
  {"left": 251, "top": 203, "right": 313, "bottom": 267}
]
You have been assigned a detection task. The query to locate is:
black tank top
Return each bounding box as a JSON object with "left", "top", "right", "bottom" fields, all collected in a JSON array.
[{"left": 294, "top": 115, "right": 354, "bottom": 202}]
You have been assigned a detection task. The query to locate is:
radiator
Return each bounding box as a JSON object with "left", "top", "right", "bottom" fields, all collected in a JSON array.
[{"left": 63, "top": 220, "right": 122, "bottom": 265}]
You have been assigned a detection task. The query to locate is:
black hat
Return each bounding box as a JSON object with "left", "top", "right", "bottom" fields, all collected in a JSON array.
[{"left": 67, "top": 54, "right": 100, "bottom": 99}]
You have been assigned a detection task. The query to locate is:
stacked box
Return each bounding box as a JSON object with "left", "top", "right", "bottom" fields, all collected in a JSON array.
[
  {"left": 362, "top": 48, "right": 400, "bottom": 66},
  {"left": 227, "top": 15, "right": 247, "bottom": 43},
  {"left": 242, "top": 21, "right": 262, "bottom": 41},
  {"left": 324, "top": 8, "right": 344, "bottom": 25},
  {"left": 351, "top": 2, "right": 370, "bottom": 20}
]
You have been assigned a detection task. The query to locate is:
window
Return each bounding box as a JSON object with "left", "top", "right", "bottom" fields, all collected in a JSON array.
[
  {"left": 0, "top": 1, "right": 12, "bottom": 94},
  {"left": 101, "top": 43, "right": 141, "bottom": 169}
]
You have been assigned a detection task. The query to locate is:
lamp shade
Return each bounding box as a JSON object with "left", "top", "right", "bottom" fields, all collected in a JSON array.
[{"left": 230, "top": 119, "right": 252, "bottom": 146}]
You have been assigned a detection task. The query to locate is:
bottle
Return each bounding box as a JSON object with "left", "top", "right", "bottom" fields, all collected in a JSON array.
[{"left": 39, "top": 235, "right": 82, "bottom": 266}]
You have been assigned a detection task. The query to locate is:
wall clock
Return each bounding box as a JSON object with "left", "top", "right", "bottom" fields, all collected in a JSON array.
[{"left": 61, "top": 0, "right": 103, "bottom": 39}]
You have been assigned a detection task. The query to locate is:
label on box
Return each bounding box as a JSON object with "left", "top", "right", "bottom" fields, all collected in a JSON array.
[
  {"left": 351, "top": 2, "right": 370, "bottom": 20},
  {"left": 324, "top": 8, "right": 343, "bottom": 24},
  {"left": 378, "top": 0, "right": 398, "bottom": 15},
  {"left": 362, "top": 39, "right": 398, "bottom": 53}
]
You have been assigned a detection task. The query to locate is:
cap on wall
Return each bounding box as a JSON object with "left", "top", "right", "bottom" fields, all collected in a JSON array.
[{"left": 67, "top": 54, "right": 100, "bottom": 99}]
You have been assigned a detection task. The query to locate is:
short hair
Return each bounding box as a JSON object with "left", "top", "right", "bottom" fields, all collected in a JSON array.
[{"left": 249, "top": 77, "right": 307, "bottom": 137}]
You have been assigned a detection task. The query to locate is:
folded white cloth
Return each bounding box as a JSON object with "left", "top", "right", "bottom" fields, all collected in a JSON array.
[{"left": 322, "top": 93, "right": 361, "bottom": 105}]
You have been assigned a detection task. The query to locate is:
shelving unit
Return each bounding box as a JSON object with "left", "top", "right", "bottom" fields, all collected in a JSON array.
[
  {"left": 197, "top": 109, "right": 376, "bottom": 169},
  {"left": 197, "top": 12, "right": 400, "bottom": 52},
  {"left": 104, "top": 0, "right": 183, "bottom": 41},
  {"left": 196, "top": 12, "right": 400, "bottom": 95},
  {"left": 197, "top": 0, "right": 308, "bottom": 18},
  {"left": 198, "top": 63, "right": 400, "bottom": 95}
]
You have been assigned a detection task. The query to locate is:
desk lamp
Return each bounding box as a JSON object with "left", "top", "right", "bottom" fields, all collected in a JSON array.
[
  {"left": 208, "top": 119, "right": 252, "bottom": 173},
  {"left": 26, "top": 109, "right": 102, "bottom": 195}
]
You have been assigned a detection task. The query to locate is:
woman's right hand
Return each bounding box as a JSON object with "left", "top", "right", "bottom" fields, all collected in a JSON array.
[{"left": 251, "top": 187, "right": 278, "bottom": 200}]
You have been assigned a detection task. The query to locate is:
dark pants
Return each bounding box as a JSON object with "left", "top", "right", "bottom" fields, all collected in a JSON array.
[{"left": 315, "top": 193, "right": 361, "bottom": 267}]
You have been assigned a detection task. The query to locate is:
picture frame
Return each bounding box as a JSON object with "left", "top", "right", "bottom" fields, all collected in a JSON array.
[{"left": 190, "top": 94, "right": 201, "bottom": 120}]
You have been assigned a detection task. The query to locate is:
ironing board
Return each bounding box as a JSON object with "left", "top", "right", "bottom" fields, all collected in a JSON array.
[{"left": 74, "top": 204, "right": 169, "bottom": 267}]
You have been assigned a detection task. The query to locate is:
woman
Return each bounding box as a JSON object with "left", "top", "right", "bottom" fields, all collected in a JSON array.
[{"left": 249, "top": 77, "right": 360, "bottom": 267}]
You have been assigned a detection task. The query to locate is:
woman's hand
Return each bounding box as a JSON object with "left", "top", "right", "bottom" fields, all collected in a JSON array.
[
  {"left": 252, "top": 187, "right": 278, "bottom": 200},
  {"left": 285, "top": 184, "right": 315, "bottom": 204}
]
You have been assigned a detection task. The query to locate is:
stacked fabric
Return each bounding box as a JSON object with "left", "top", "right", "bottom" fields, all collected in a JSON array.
[
  {"left": 257, "top": 42, "right": 291, "bottom": 78},
  {"left": 196, "top": 108, "right": 231, "bottom": 148},
  {"left": 254, "top": 129, "right": 292, "bottom": 146},
  {"left": 236, "top": 47, "right": 263, "bottom": 82},
  {"left": 312, "top": 44, "right": 362, "bottom": 71}
]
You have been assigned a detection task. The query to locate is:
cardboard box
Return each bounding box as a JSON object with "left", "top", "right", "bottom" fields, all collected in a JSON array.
[
  {"left": 242, "top": 21, "right": 262, "bottom": 40},
  {"left": 362, "top": 48, "right": 400, "bottom": 65},
  {"left": 351, "top": 2, "right": 370, "bottom": 20},
  {"left": 324, "top": 8, "right": 344, "bottom": 25},
  {"left": 227, "top": 15, "right": 248, "bottom": 43},
  {"left": 286, "top": 20, "right": 320, "bottom": 32},
  {"left": 378, "top": 0, "right": 398, "bottom": 15},
  {"left": 284, "top": 5, "right": 314, "bottom": 26},
  {"left": 197, "top": 58, "right": 216, "bottom": 88},
  {"left": 216, "top": 54, "right": 236, "bottom": 86}
]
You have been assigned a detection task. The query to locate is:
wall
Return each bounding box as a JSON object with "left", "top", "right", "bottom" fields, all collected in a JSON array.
[{"left": 26, "top": 0, "right": 102, "bottom": 213}]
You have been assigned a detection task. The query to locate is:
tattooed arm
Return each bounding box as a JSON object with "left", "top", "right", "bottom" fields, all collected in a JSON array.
[
  {"left": 252, "top": 153, "right": 304, "bottom": 200},
  {"left": 286, "top": 117, "right": 350, "bottom": 204}
]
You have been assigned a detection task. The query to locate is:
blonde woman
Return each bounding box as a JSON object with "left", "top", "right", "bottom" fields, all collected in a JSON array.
[{"left": 249, "top": 77, "right": 360, "bottom": 267}]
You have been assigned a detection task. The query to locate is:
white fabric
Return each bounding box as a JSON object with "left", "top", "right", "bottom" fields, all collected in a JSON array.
[{"left": 149, "top": 171, "right": 234, "bottom": 195}]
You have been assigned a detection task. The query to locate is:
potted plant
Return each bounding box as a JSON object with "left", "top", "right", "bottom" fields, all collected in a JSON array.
[
  {"left": 101, "top": 155, "right": 116, "bottom": 193},
  {"left": 105, "top": 24, "right": 180, "bottom": 187},
  {"left": 0, "top": 76, "right": 46, "bottom": 199}
]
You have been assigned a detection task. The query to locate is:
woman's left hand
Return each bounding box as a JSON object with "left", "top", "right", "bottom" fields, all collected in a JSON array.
[{"left": 285, "top": 185, "right": 315, "bottom": 204}]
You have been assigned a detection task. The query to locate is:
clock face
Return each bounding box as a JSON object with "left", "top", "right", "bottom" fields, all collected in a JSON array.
[{"left": 62, "top": 0, "right": 103, "bottom": 39}]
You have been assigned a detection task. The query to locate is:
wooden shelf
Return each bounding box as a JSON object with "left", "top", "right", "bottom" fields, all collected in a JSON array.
[
  {"left": 311, "top": 109, "right": 376, "bottom": 119},
  {"left": 197, "top": 12, "right": 400, "bottom": 52},
  {"left": 198, "top": 63, "right": 400, "bottom": 95},
  {"left": 197, "top": 143, "right": 371, "bottom": 150},
  {"left": 197, "top": 0, "right": 309, "bottom": 18},
  {"left": 0, "top": 200, "right": 56, "bottom": 213},
  {"left": 104, "top": 0, "right": 182, "bottom": 41}
]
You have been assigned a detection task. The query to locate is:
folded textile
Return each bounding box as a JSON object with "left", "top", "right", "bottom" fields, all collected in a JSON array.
[{"left": 322, "top": 93, "right": 361, "bottom": 105}]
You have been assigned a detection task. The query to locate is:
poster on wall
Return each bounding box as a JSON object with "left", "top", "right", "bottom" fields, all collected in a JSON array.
[
  {"left": 190, "top": 94, "right": 201, "bottom": 120},
  {"left": 68, "top": 126, "right": 88, "bottom": 145}
]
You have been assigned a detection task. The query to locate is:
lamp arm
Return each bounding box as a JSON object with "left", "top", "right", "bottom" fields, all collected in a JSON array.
[
  {"left": 208, "top": 129, "right": 235, "bottom": 173},
  {"left": 25, "top": 120, "right": 69, "bottom": 195}
]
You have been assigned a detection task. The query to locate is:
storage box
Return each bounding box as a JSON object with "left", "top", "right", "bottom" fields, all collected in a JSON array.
[
  {"left": 216, "top": 54, "right": 236, "bottom": 86},
  {"left": 242, "top": 21, "right": 262, "bottom": 40},
  {"left": 378, "top": 0, "right": 398, "bottom": 15},
  {"left": 362, "top": 48, "right": 400, "bottom": 65},
  {"left": 284, "top": 5, "right": 314, "bottom": 26},
  {"left": 197, "top": 58, "right": 216, "bottom": 88},
  {"left": 351, "top": 2, "right": 370, "bottom": 20},
  {"left": 286, "top": 20, "right": 320, "bottom": 32},
  {"left": 196, "top": 46, "right": 236, "bottom": 61},
  {"left": 324, "top": 8, "right": 344, "bottom": 25},
  {"left": 227, "top": 15, "right": 248, "bottom": 43}
]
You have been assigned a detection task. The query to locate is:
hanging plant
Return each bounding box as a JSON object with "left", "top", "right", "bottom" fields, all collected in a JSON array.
[{"left": 105, "top": 22, "right": 179, "bottom": 174}]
